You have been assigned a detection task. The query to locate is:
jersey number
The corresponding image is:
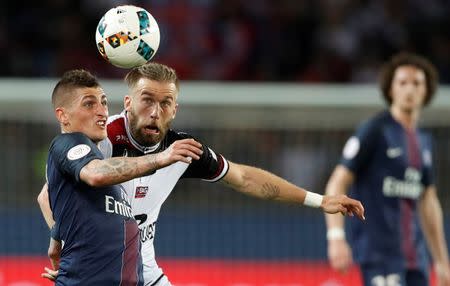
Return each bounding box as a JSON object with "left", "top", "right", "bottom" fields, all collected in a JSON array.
[
  {"left": 134, "top": 214, "right": 147, "bottom": 226},
  {"left": 371, "top": 274, "right": 401, "bottom": 286}
]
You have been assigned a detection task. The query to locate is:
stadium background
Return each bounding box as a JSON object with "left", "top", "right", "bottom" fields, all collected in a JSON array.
[{"left": 1, "top": 0, "right": 450, "bottom": 285}]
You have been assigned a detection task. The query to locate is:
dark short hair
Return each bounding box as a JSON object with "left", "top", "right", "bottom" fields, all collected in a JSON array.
[
  {"left": 52, "top": 69, "right": 100, "bottom": 108},
  {"left": 379, "top": 52, "right": 438, "bottom": 106},
  {"left": 125, "top": 62, "right": 179, "bottom": 91}
]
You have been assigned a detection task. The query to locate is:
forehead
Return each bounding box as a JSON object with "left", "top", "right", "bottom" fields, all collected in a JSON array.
[
  {"left": 393, "top": 65, "right": 426, "bottom": 81},
  {"left": 132, "top": 78, "right": 178, "bottom": 98},
  {"left": 71, "top": 86, "right": 105, "bottom": 100}
]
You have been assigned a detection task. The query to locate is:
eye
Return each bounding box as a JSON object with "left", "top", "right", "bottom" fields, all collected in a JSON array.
[
  {"left": 83, "top": 101, "right": 95, "bottom": 108},
  {"left": 161, "top": 101, "right": 171, "bottom": 107},
  {"left": 102, "top": 99, "right": 108, "bottom": 106}
]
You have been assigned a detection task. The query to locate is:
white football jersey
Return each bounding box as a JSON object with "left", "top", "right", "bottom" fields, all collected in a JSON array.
[{"left": 99, "top": 112, "right": 229, "bottom": 285}]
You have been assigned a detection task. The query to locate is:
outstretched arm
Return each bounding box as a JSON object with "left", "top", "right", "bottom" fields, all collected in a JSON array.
[
  {"left": 80, "top": 138, "right": 203, "bottom": 187},
  {"left": 419, "top": 186, "right": 450, "bottom": 286},
  {"left": 324, "top": 165, "right": 355, "bottom": 273},
  {"left": 221, "top": 161, "right": 364, "bottom": 218}
]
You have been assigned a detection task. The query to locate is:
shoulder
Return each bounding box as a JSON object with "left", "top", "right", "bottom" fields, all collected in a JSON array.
[
  {"left": 106, "top": 113, "right": 128, "bottom": 144},
  {"left": 49, "top": 132, "right": 94, "bottom": 160},
  {"left": 165, "top": 130, "right": 197, "bottom": 144},
  {"left": 358, "top": 111, "right": 390, "bottom": 131},
  {"left": 50, "top": 132, "right": 90, "bottom": 148}
]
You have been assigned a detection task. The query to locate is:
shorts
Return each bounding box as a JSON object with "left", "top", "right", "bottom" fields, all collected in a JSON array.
[{"left": 360, "top": 263, "right": 428, "bottom": 286}]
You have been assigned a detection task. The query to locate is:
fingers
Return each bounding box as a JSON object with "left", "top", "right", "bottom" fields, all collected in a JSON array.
[
  {"left": 41, "top": 267, "right": 58, "bottom": 281},
  {"left": 170, "top": 139, "right": 203, "bottom": 162},
  {"left": 341, "top": 197, "right": 365, "bottom": 220}
]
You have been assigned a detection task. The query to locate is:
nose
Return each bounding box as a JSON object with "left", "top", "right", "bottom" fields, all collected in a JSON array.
[
  {"left": 149, "top": 104, "right": 160, "bottom": 119},
  {"left": 98, "top": 102, "right": 108, "bottom": 117}
]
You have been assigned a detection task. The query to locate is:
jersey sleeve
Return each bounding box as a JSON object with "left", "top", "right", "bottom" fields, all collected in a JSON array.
[
  {"left": 182, "top": 144, "right": 229, "bottom": 182},
  {"left": 340, "top": 119, "right": 380, "bottom": 174},
  {"left": 48, "top": 132, "right": 104, "bottom": 183}
]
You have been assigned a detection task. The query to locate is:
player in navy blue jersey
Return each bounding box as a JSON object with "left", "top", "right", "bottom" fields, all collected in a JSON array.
[
  {"left": 40, "top": 63, "right": 365, "bottom": 286},
  {"left": 39, "top": 69, "right": 204, "bottom": 285},
  {"left": 325, "top": 52, "right": 450, "bottom": 286}
]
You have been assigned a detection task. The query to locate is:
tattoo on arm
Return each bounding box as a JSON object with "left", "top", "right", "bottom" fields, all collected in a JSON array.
[
  {"left": 260, "top": 182, "right": 280, "bottom": 200},
  {"left": 87, "top": 156, "right": 159, "bottom": 184},
  {"left": 95, "top": 158, "right": 138, "bottom": 181}
]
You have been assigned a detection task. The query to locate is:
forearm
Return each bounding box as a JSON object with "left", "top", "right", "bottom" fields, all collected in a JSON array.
[
  {"left": 325, "top": 166, "right": 353, "bottom": 234},
  {"left": 222, "top": 162, "right": 307, "bottom": 203},
  {"left": 80, "top": 155, "right": 160, "bottom": 187},
  {"left": 37, "top": 183, "right": 55, "bottom": 229},
  {"left": 420, "top": 189, "right": 449, "bottom": 265}
]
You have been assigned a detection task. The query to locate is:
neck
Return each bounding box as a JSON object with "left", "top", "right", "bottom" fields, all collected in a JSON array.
[{"left": 390, "top": 106, "right": 420, "bottom": 130}]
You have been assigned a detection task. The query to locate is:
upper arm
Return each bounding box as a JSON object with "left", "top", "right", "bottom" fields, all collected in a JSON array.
[
  {"left": 182, "top": 138, "right": 229, "bottom": 182},
  {"left": 326, "top": 165, "right": 355, "bottom": 196},
  {"left": 340, "top": 120, "right": 379, "bottom": 174},
  {"left": 37, "top": 183, "right": 55, "bottom": 229},
  {"left": 221, "top": 161, "right": 245, "bottom": 189},
  {"left": 50, "top": 133, "right": 103, "bottom": 184}
]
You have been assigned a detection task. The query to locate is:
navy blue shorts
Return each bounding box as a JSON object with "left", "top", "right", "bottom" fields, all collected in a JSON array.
[{"left": 360, "top": 263, "right": 428, "bottom": 286}]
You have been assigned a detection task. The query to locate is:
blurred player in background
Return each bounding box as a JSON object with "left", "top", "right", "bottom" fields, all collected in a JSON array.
[
  {"left": 325, "top": 52, "right": 450, "bottom": 286},
  {"left": 38, "top": 69, "right": 204, "bottom": 285},
  {"left": 40, "top": 62, "right": 365, "bottom": 286}
]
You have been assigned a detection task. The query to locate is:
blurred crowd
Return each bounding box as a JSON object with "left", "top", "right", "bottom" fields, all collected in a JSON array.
[{"left": 2, "top": 0, "right": 449, "bottom": 82}]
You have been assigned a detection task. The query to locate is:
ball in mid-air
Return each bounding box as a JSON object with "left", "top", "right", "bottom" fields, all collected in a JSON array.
[{"left": 95, "top": 5, "right": 160, "bottom": 68}]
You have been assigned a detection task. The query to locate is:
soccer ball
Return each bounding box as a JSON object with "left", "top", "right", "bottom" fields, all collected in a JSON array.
[{"left": 95, "top": 5, "right": 160, "bottom": 69}]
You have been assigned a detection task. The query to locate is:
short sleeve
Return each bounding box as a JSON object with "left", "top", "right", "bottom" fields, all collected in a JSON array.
[
  {"left": 182, "top": 144, "right": 229, "bottom": 182},
  {"left": 48, "top": 133, "right": 103, "bottom": 183},
  {"left": 340, "top": 119, "right": 380, "bottom": 174}
]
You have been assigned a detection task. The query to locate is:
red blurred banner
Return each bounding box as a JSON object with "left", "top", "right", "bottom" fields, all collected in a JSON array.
[{"left": 0, "top": 257, "right": 436, "bottom": 286}]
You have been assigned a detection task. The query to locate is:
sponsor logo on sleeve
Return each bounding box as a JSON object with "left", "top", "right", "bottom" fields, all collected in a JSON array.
[
  {"left": 343, "top": 137, "right": 360, "bottom": 160},
  {"left": 67, "top": 144, "right": 91, "bottom": 160},
  {"left": 135, "top": 186, "right": 149, "bottom": 198}
]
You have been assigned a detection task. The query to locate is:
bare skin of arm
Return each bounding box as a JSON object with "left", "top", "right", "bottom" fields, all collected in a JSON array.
[
  {"left": 222, "top": 161, "right": 364, "bottom": 218},
  {"left": 80, "top": 138, "right": 202, "bottom": 187},
  {"left": 37, "top": 183, "right": 55, "bottom": 229},
  {"left": 418, "top": 186, "right": 450, "bottom": 286},
  {"left": 324, "top": 165, "right": 355, "bottom": 273}
]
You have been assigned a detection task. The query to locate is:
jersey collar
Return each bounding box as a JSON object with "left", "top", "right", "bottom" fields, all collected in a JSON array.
[{"left": 122, "top": 110, "right": 161, "bottom": 154}]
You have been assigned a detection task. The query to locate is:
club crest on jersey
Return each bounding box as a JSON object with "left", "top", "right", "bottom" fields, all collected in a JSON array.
[
  {"left": 135, "top": 186, "right": 149, "bottom": 198},
  {"left": 67, "top": 144, "right": 91, "bottom": 160}
]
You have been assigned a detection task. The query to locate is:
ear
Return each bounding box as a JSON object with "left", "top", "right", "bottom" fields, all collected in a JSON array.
[
  {"left": 124, "top": 95, "right": 131, "bottom": 111},
  {"left": 55, "top": 107, "right": 69, "bottom": 126}
]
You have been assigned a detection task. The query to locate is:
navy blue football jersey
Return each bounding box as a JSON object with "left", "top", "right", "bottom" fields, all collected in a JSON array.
[
  {"left": 340, "top": 111, "right": 433, "bottom": 271},
  {"left": 46, "top": 132, "right": 143, "bottom": 285}
]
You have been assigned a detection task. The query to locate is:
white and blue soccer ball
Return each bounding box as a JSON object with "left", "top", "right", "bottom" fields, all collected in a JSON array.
[{"left": 95, "top": 5, "right": 160, "bottom": 68}]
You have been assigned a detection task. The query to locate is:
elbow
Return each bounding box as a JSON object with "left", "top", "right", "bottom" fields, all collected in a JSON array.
[
  {"left": 37, "top": 192, "right": 45, "bottom": 206},
  {"left": 82, "top": 173, "right": 108, "bottom": 187},
  {"left": 37, "top": 187, "right": 48, "bottom": 206}
]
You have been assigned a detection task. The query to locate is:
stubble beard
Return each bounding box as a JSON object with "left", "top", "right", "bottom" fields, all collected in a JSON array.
[{"left": 129, "top": 116, "right": 170, "bottom": 147}]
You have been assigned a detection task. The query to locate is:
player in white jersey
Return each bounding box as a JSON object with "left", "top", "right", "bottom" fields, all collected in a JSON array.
[
  {"left": 99, "top": 111, "right": 229, "bottom": 285},
  {"left": 39, "top": 62, "right": 365, "bottom": 286}
]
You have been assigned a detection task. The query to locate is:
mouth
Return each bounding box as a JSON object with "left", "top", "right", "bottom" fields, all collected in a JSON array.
[
  {"left": 96, "top": 119, "right": 106, "bottom": 128},
  {"left": 143, "top": 124, "right": 160, "bottom": 135}
]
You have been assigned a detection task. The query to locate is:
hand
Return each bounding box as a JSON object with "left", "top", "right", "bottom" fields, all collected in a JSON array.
[
  {"left": 41, "top": 267, "right": 58, "bottom": 281},
  {"left": 41, "top": 237, "right": 61, "bottom": 281},
  {"left": 435, "top": 262, "right": 450, "bottom": 286},
  {"left": 321, "top": 194, "right": 365, "bottom": 220},
  {"left": 328, "top": 239, "right": 353, "bottom": 273},
  {"left": 156, "top": 138, "right": 203, "bottom": 166}
]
